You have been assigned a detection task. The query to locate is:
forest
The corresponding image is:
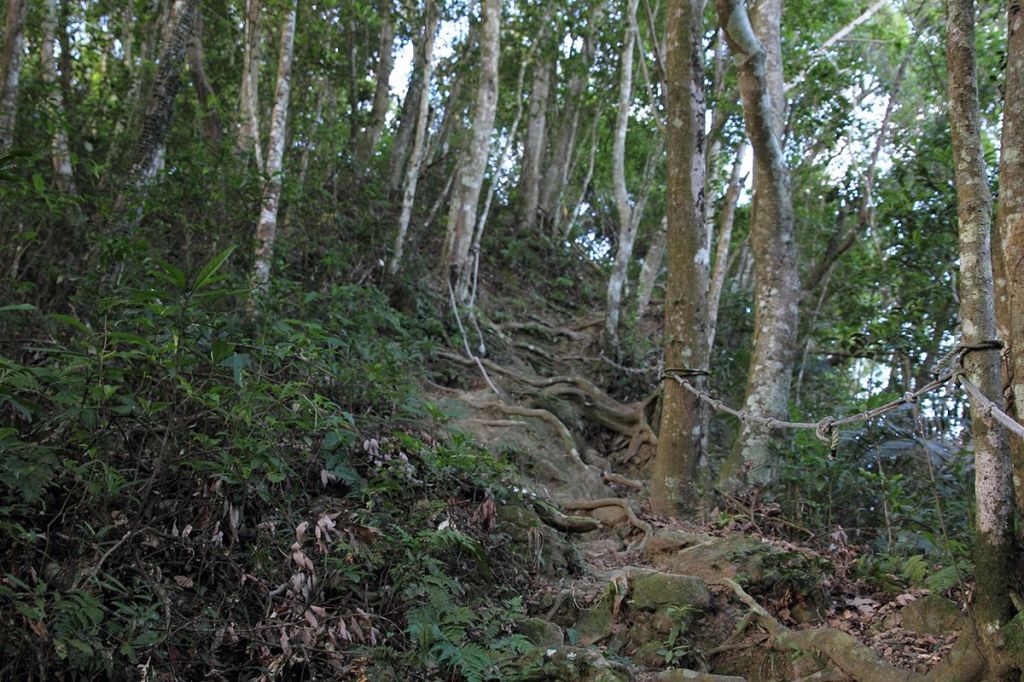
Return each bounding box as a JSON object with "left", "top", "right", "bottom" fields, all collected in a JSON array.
[{"left": 1, "top": 0, "right": 1024, "bottom": 679}]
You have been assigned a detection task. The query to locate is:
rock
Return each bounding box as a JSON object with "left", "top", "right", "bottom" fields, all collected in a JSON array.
[
  {"left": 590, "top": 505, "right": 629, "bottom": 526},
  {"left": 900, "top": 594, "right": 963, "bottom": 635},
  {"left": 650, "top": 535, "right": 783, "bottom": 583},
  {"left": 628, "top": 569, "right": 711, "bottom": 613},
  {"left": 519, "top": 617, "right": 564, "bottom": 648},
  {"left": 645, "top": 528, "right": 713, "bottom": 556},
  {"left": 518, "top": 646, "right": 630, "bottom": 682},
  {"left": 576, "top": 592, "right": 616, "bottom": 645}
]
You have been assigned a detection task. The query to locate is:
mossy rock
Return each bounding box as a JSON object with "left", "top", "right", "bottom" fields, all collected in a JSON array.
[
  {"left": 900, "top": 594, "right": 962, "bottom": 635},
  {"left": 495, "top": 502, "right": 579, "bottom": 577},
  {"left": 628, "top": 569, "right": 711, "bottom": 613},
  {"left": 519, "top": 617, "right": 565, "bottom": 648},
  {"left": 576, "top": 592, "right": 616, "bottom": 645},
  {"left": 651, "top": 535, "right": 776, "bottom": 582},
  {"left": 516, "top": 646, "right": 630, "bottom": 681}
]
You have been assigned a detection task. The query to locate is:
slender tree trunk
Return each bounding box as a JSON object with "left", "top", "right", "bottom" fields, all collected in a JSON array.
[
  {"left": 470, "top": 60, "right": 528, "bottom": 307},
  {"left": 42, "top": 0, "right": 74, "bottom": 190},
  {"left": 442, "top": 0, "right": 500, "bottom": 299},
  {"left": 564, "top": 117, "right": 600, "bottom": 239},
  {"left": 519, "top": 62, "right": 551, "bottom": 231},
  {"left": 188, "top": 12, "right": 223, "bottom": 149},
  {"left": 0, "top": 0, "right": 26, "bottom": 151},
  {"left": 997, "top": 0, "right": 1024, "bottom": 512},
  {"left": 540, "top": 1, "right": 607, "bottom": 231},
  {"left": 388, "top": 47, "right": 425, "bottom": 195},
  {"left": 715, "top": 0, "right": 798, "bottom": 487},
  {"left": 251, "top": 0, "right": 297, "bottom": 295},
  {"left": 707, "top": 143, "right": 746, "bottom": 354},
  {"left": 238, "top": 0, "right": 263, "bottom": 168},
  {"left": 123, "top": 0, "right": 199, "bottom": 190},
  {"left": 947, "top": 0, "right": 1016, "bottom": 654},
  {"left": 388, "top": 2, "right": 438, "bottom": 275},
  {"left": 427, "top": 67, "right": 465, "bottom": 167},
  {"left": 347, "top": 17, "right": 359, "bottom": 150},
  {"left": 652, "top": 0, "right": 707, "bottom": 515},
  {"left": 519, "top": 12, "right": 553, "bottom": 231},
  {"left": 355, "top": 5, "right": 394, "bottom": 170},
  {"left": 635, "top": 218, "right": 667, "bottom": 319},
  {"left": 605, "top": 0, "right": 640, "bottom": 346}
]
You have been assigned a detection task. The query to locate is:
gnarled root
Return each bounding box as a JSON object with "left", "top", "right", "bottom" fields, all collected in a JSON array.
[
  {"left": 531, "top": 499, "right": 601, "bottom": 534},
  {"left": 561, "top": 498, "right": 653, "bottom": 552}
]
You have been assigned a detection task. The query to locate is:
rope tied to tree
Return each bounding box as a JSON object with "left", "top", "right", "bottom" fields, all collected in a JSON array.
[{"left": 666, "top": 335, "right": 1024, "bottom": 452}]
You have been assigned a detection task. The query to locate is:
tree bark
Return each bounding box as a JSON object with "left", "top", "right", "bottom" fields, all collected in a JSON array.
[
  {"left": 707, "top": 143, "right": 746, "bottom": 354},
  {"left": 947, "top": 0, "right": 1015, "bottom": 652},
  {"left": 540, "top": 1, "right": 607, "bottom": 234},
  {"left": 997, "top": 0, "right": 1024, "bottom": 512},
  {"left": 0, "top": 0, "right": 26, "bottom": 151},
  {"left": 123, "top": 0, "right": 199, "bottom": 189},
  {"left": 519, "top": 10, "right": 554, "bottom": 231},
  {"left": 188, "top": 12, "right": 223, "bottom": 149},
  {"left": 605, "top": 0, "right": 641, "bottom": 346},
  {"left": 355, "top": 4, "right": 395, "bottom": 170},
  {"left": 651, "top": 0, "right": 707, "bottom": 516},
  {"left": 238, "top": 0, "right": 263, "bottom": 168},
  {"left": 441, "top": 0, "right": 500, "bottom": 299},
  {"left": 251, "top": 0, "right": 297, "bottom": 296},
  {"left": 388, "top": 34, "right": 426, "bottom": 195},
  {"left": 716, "top": 0, "right": 798, "bottom": 487},
  {"left": 387, "top": 2, "right": 438, "bottom": 276},
  {"left": 41, "top": 0, "right": 74, "bottom": 190},
  {"left": 635, "top": 217, "right": 667, "bottom": 319}
]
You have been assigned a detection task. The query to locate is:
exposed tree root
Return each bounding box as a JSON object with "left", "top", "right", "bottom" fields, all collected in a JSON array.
[
  {"left": 486, "top": 402, "right": 579, "bottom": 456},
  {"left": 437, "top": 350, "right": 658, "bottom": 462},
  {"left": 602, "top": 472, "right": 645, "bottom": 491},
  {"left": 658, "top": 670, "right": 746, "bottom": 682},
  {"left": 561, "top": 498, "right": 653, "bottom": 552},
  {"left": 721, "top": 578, "right": 990, "bottom": 682},
  {"left": 498, "top": 320, "right": 589, "bottom": 343},
  {"left": 531, "top": 499, "right": 601, "bottom": 534}
]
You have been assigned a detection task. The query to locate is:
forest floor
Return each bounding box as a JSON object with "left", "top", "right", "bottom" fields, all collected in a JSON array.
[{"left": 430, "top": 299, "right": 968, "bottom": 681}]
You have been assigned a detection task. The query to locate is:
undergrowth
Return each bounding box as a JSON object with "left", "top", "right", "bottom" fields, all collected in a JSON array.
[{"left": 0, "top": 250, "right": 552, "bottom": 679}]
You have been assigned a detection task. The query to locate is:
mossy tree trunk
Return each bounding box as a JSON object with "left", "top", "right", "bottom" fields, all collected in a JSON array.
[
  {"left": 716, "top": 0, "right": 798, "bottom": 487},
  {"left": 946, "top": 0, "right": 1016, "bottom": 659},
  {"left": 651, "top": 0, "right": 707, "bottom": 516}
]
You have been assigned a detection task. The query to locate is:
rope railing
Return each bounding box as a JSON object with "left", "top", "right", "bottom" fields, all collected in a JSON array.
[{"left": 663, "top": 340, "right": 1024, "bottom": 449}]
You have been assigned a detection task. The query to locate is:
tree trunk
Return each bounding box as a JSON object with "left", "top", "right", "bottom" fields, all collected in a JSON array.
[
  {"left": 123, "top": 0, "right": 199, "bottom": 189},
  {"left": 387, "top": 2, "right": 438, "bottom": 276},
  {"left": 251, "top": 0, "right": 297, "bottom": 296},
  {"left": 355, "top": 5, "right": 394, "bottom": 170},
  {"left": 41, "top": 0, "right": 74, "bottom": 190},
  {"left": 707, "top": 143, "right": 746, "bottom": 354},
  {"left": 441, "top": 0, "right": 500, "bottom": 299},
  {"left": 188, "top": 12, "right": 223, "bottom": 149},
  {"left": 651, "top": 0, "right": 707, "bottom": 515},
  {"left": 519, "top": 12, "right": 553, "bottom": 231},
  {"left": 238, "top": 0, "right": 263, "bottom": 168},
  {"left": 605, "top": 0, "right": 640, "bottom": 346},
  {"left": 635, "top": 217, "right": 667, "bottom": 319},
  {"left": 540, "top": 1, "right": 607, "bottom": 233},
  {"left": 0, "top": 0, "right": 26, "bottom": 151},
  {"left": 388, "top": 43, "right": 425, "bottom": 195},
  {"left": 947, "top": 0, "right": 1016, "bottom": 654},
  {"left": 716, "top": 0, "right": 798, "bottom": 487},
  {"left": 997, "top": 0, "right": 1024, "bottom": 512}
]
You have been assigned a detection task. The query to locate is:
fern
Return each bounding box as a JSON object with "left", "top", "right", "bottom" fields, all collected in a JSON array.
[{"left": 433, "top": 641, "right": 494, "bottom": 682}]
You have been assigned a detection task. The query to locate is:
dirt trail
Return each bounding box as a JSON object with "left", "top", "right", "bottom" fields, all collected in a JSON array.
[{"left": 429, "top": 308, "right": 972, "bottom": 682}]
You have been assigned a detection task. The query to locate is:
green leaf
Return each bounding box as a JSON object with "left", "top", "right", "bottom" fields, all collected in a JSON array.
[
  {"left": 0, "top": 303, "right": 36, "bottom": 314},
  {"left": 191, "top": 246, "right": 236, "bottom": 291}
]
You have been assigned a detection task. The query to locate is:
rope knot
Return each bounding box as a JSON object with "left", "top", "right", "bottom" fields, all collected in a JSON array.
[
  {"left": 903, "top": 391, "right": 917, "bottom": 404},
  {"left": 815, "top": 416, "right": 837, "bottom": 445}
]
